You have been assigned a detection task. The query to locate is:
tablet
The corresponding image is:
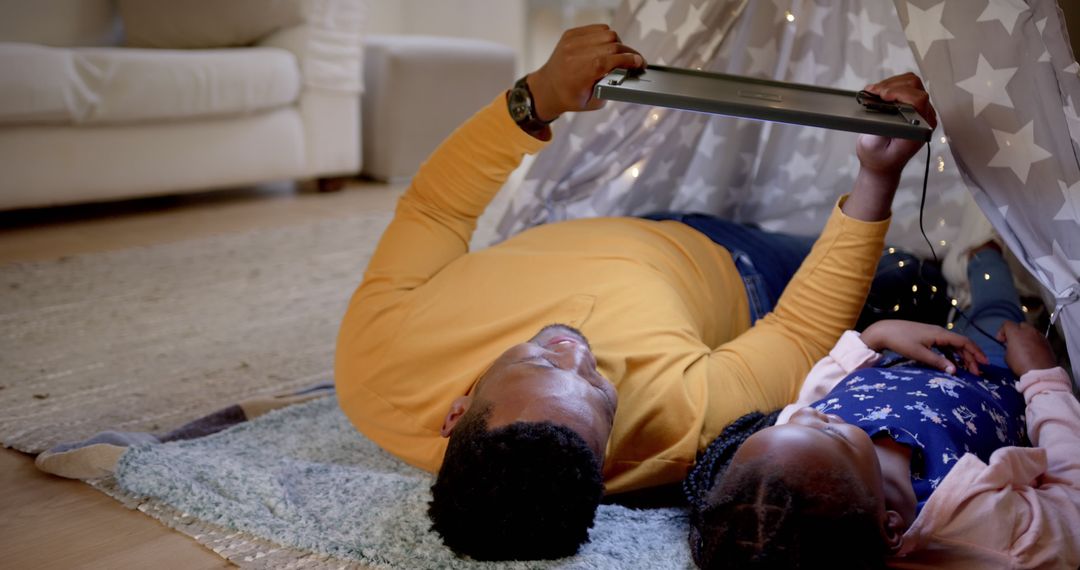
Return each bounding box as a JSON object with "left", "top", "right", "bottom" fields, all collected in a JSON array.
[{"left": 593, "top": 65, "right": 932, "bottom": 142}]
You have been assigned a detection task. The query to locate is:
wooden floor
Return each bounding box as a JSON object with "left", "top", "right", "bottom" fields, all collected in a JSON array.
[{"left": 0, "top": 180, "right": 405, "bottom": 569}]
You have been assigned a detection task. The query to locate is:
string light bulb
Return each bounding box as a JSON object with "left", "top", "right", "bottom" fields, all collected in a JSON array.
[
  {"left": 951, "top": 298, "right": 958, "bottom": 306},
  {"left": 898, "top": 260, "right": 906, "bottom": 268},
  {"left": 947, "top": 322, "right": 954, "bottom": 330},
  {"left": 911, "top": 285, "right": 918, "bottom": 293},
  {"left": 785, "top": 11, "right": 795, "bottom": 22},
  {"left": 630, "top": 166, "right": 640, "bottom": 178},
  {"left": 984, "top": 273, "right": 991, "bottom": 281}
]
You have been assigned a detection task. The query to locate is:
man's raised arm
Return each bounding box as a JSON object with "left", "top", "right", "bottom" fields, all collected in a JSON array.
[
  {"left": 355, "top": 25, "right": 646, "bottom": 304},
  {"left": 704, "top": 73, "right": 939, "bottom": 417}
]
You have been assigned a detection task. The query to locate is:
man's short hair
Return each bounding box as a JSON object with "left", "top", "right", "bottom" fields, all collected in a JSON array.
[
  {"left": 428, "top": 403, "right": 604, "bottom": 560},
  {"left": 691, "top": 456, "right": 888, "bottom": 570}
]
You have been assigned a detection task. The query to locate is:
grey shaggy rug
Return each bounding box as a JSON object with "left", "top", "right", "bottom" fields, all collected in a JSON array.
[
  {"left": 0, "top": 212, "right": 392, "bottom": 453},
  {"left": 113, "top": 396, "right": 695, "bottom": 570}
]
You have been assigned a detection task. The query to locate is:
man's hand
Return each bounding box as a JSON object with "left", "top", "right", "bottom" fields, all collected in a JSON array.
[
  {"left": 527, "top": 24, "right": 646, "bottom": 122},
  {"left": 861, "top": 320, "right": 988, "bottom": 375},
  {"left": 843, "top": 73, "right": 938, "bottom": 222},
  {"left": 997, "top": 321, "right": 1058, "bottom": 377}
]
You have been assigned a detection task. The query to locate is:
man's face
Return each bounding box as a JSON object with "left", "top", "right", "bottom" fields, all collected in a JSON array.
[{"left": 468, "top": 324, "right": 618, "bottom": 461}]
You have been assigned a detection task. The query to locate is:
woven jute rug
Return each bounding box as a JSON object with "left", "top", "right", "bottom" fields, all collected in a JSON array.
[{"left": 0, "top": 211, "right": 396, "bottom": 454}]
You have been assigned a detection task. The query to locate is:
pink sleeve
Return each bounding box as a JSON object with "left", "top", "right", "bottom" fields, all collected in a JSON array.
[
  {"left": 1010, "top": 367, "right": 1080, "bottom": 566},
  {"left": 777, "top": 330, "right": 881, "bottom": 424},
  {"left": 1017, "top": 367, "right": 1080, "bottom": 487},
  {"left": 892, "top": 367, "right": 1080, "bottom": 566}
]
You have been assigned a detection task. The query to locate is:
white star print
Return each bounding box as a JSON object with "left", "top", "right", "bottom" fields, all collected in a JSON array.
[
  {"left": 893, "top": 188, "right": 920, "bottom": 212},
  {"left": 696, "top": 122, "right": 726, "bottom": 158},
  {"left": 797, "top": 126, "right": 827, "bottom": 145},
  {"left": 999, "top": 205, "right": 1010, "bottom": 219},
  {"left": 976, "top": 0, "right": 1028, "bottom": 35},
  {"left": 802, "top": 5, "right": 830, "bottom": 38},
  {"left": 788, "top": 49, "right": 831, "bottom": 83},
  {"left": 697, "top": 29, "right": 725, "bottom": 65},
  {"left": 781, "top": 151, "right": 818, "bottom": 182},
  {"left": 643, "top": 158, "right": 676, "bottom": 187},
  {"left": 904, "top": 2, "right": 955, "bottom": 60},
  {"left": 834, "top": 63, "right": 867, "bottom": 90},
  {"left": 568, "top": 133, "right": 583, "bottom": 153},
  {"left": 848, "top": 7, "right": 886, "bottom": 52},
  {"left": 1034, "top": 240, "right": 1080, "bottom": 290},
  {"left": 1066, "top": 95, "right": 1080, "bottom": 144},
  {"left": 955, "top": 55, "right": 1017, "bottom": 115},
  {"left": 1067, "top": 62, "right": 1080, "bottom": 75},
  {"left": 1036, "top": 17, "right": 1048, "bottom": 34},
  {"left": 672, "top": 184, "right": 712, "bottom": 213},
  {"left": 594, "top": 108, "right": 627, "bottom": 138},
  {"left": 678, "top": 121, "right": 702, "bottom": 148},
  {"left": 987, "top": 122, "right": 1052, "bottom": 183},
  {"left": 883, "top": 41, "right": 917, "bottom": 77},
  {"left": 838, "top": 154, "right": 861, "bottom": 178},
  {"left": 795, "top": 185, "right": 829, "bottom": 207},
  {"left": 671, "top": 2, "right": 706, "bottom": 51},
  {"left": 738, "top": 151, "right": 757, "bottom": 178},
  {"left": 1054, "top": 179, "right": 1080, "bottom": 223},
  {"left": 635, "top": 0, "right": 672, "bottom": 41},
  {"left": 745, "top": 39, "right": 779, "bottom": 78},
  {"left": 678, "top": 176, "right": 716, "bottom": 203}
]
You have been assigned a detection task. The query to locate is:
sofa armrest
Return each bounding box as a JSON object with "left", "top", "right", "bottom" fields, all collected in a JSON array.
[{"left": 257, "top": 0, "right": 364, "bottom": 94}]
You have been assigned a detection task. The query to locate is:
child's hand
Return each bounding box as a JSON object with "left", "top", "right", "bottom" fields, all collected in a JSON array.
[
  {"left": 997, "top": 321, "right": 1057, "bottom": 376},
  {"left": 861, "top": 320, "right": 988, "bottom": 375},
  {"left": 857, "top": 73, "right": 938, "bottom": 176}
]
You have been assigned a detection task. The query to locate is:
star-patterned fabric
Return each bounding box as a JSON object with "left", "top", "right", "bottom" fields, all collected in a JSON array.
[
  {"left": 494, "top": 0, "right": 971, "bottom": 255},
  {"left": 492, "top": 0, "right": 1080, "bottom": 383},
  {"left": 891, "top": 0, "right": 1079, "bottom": 384}
]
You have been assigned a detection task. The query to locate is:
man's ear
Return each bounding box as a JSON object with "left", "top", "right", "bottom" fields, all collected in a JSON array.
[
  {"left": 440, "top": 395, "right": 472, "bottom": 437},
  {"left": 882, "top": 510, "right": 906, "bottom": 554}
]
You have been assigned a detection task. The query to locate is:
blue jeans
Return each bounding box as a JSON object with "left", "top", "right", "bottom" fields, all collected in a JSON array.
[
  {"left": 953, "top": 249, "right": 1024, "bottom": 369},
  {"left": 642, "top": 213, "right": 815, "bottom": 322}
]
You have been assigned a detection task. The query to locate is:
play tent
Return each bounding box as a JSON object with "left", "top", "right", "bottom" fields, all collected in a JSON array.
[{"left": 493, "top": 0, "right": 1080, "bottom": 383}]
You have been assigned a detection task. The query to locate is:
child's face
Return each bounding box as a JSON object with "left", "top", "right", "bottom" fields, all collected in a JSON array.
[{"left": 732, "top": 407, "right": 886, "bottom": 506}]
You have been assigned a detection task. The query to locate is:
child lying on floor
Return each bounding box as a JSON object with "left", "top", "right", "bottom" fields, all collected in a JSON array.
[{"left": 684, "top": 243, "right": 1079, "bottom": 570}]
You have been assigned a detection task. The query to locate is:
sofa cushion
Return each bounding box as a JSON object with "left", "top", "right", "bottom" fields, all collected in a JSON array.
[
  {"left": 0, "top": 43, "right": 301, "bottom": 126},
  {"left": 118, "top": 0, "right": 304, "bottom": 49}
]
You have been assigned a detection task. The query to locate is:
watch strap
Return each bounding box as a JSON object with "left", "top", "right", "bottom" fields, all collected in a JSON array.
[{"left": 509, "top": 75, "right": 553, "bottom": 134}]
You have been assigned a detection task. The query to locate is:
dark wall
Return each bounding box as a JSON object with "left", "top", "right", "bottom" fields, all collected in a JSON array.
[{"left": 1062, "top": 0, "right": 1080, "bottom": 61}]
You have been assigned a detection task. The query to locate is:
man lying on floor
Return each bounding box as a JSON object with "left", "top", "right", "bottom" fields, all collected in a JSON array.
[{"left": 334, "top": 24, "right": 937, "bottom": 560}]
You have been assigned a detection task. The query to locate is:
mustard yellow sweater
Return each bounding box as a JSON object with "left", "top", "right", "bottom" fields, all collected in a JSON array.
[{"left": 335, "top": 94, "right": 889, "bottom": 493}]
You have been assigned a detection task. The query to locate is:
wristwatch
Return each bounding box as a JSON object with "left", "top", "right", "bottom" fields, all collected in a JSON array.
[{"left": 507, "top": 75, "right": 553, "bottom": 135}]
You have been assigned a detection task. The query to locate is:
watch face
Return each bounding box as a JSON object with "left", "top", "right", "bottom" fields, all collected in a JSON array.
[{"left": 508, "top": 87, "right": 532, "bottom": 122}]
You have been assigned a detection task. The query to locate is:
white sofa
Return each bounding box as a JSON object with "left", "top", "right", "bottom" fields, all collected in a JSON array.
[
  {"left": 0, "top": 0, "right": 364, "bottom": 210},
  {"left": 361, "top": 35, "right": 516, "bottom": 182}
]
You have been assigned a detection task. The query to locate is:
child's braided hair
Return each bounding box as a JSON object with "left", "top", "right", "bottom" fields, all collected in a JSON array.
[
  {"left": 683, "top": 410, "right": 780, "bottom": 516},
  {"left": 684, "top": 410, "right": 889, "bottom": 569}
]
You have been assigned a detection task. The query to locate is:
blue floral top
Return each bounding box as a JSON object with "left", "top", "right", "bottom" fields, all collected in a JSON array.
[{"left": 809, "top": 356, "right": 1028, "bottom": 514}]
